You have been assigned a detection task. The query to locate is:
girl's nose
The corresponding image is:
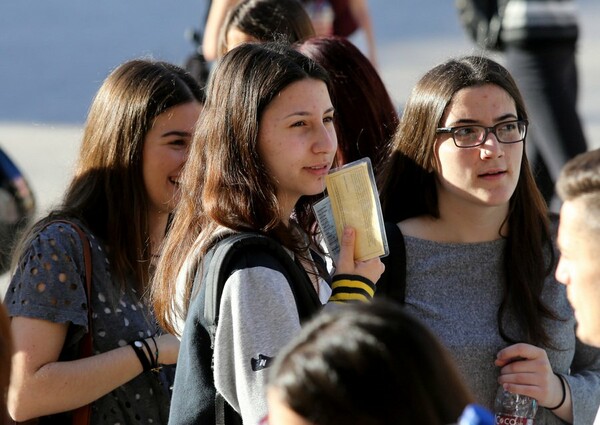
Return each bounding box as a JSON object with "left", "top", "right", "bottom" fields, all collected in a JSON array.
[
  {"left": 314, "top": 123, "right": 337, "bottom": 154},
  {"left": 480, "top": 133, "right": 504, "bottom": 159}
]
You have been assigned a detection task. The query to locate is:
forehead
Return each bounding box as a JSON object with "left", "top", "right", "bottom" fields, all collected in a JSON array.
[
  {"left": 267, "top": 78, "right": 331, "bottom": 110},
  {"left": 445, "top": 84, "right": 516, "bottom": 117},
  {"left": 558, "top": 199, "right": 591, "bottom": 246}
]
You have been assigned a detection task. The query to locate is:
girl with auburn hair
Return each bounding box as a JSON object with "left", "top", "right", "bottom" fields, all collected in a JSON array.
[
  {"left": 296, "top": 35, "right": 398, "bottom": 170},
  {"left": 152, "top": 42, "right": 383, "bottom": 424},
  {"left": 4, "top": 59, "right": 203, "bottom": 423},
  {"left": 377, "top": 55, "right": 600, "bottom": 424}
]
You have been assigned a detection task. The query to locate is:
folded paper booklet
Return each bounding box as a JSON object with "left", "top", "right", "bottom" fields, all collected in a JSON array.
[{"left": 313, "top": 158, "right": 388, "bottom": 263}]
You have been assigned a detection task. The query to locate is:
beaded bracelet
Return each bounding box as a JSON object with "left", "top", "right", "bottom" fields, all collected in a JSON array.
[{"left": 548, "top": 372, "right": 566, "bottom": 410}]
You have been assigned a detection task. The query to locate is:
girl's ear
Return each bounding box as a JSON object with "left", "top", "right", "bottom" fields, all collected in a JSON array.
[
  {"left": 429, "top": 136, "right": 443, "bottom": 174},
  {"left": 427, "top": 153, "right": 438, "bottom": 174}
]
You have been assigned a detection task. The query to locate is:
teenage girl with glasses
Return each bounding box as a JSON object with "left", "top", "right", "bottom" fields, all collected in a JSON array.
[{"left": 377, "top": 55, "right": 600, "bottom": 424}]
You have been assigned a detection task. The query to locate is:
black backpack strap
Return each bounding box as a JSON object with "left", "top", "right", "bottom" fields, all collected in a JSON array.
[
  {"left": 376, "top": 221, "right": 407, "bottom": 304},
  {"left": 197, "top": 232, "right": 322, "bottom": 425},
  {"left": 202, "top": 233, "right": 321, "bottom": 334}
]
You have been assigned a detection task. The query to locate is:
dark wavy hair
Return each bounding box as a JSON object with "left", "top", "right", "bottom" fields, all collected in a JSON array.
[
  {"left": 296, "top": 36, "right": 398, "bottom": 171},
  {"left": 378, "top": 55, "right": 559, "bottom": 347},
  {"left": 268, "top": 300, "right": 474, "bottom": 425},
  {"left": 218, "top": 0, "right": 315, "bottom": 57},
  {"left": 12, "top": 59, "right": 203, "bottom": 290},
  {"left": 152, "top": 42, "right": 331, "bottom": 334}
]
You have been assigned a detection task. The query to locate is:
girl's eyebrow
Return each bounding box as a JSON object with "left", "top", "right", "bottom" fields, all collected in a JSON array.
[
  {"left": 449, "top": 113, "right": 518, "bottom": 126},
  {"left": 161, "top": 130, "right": 192, "bottom": 138},
  {"left": 283, "top": 106, "right": 335, "bottom": 119}
]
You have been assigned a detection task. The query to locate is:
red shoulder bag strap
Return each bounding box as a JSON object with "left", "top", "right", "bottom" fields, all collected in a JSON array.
[{"left": 53, "top": 220, "right": 93, "bottom": 425}]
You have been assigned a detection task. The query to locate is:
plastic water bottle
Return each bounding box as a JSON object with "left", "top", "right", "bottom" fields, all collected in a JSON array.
[
  {"left": 458, "top": 404, "right": 495, "bottom": 425},
  {"left": 494, "top": 387, "right": 538, "bottom": 424}
]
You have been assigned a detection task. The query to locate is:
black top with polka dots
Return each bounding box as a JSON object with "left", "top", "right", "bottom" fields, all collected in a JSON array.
[{"left": 5, "top": 220, "right": 174, "bottom": 424}]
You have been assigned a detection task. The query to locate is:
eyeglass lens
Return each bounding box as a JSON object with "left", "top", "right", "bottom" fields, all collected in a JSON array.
[{"left": 453, "top": 121, "right": 526, "bottom": 147}]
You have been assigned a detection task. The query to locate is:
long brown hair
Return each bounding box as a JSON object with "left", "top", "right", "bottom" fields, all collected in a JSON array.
[
  {"left": 11, "top": 59, "right": 202, "bottom": 290},
  {"left": 152, "top": 42, "right": 331, "bottom": 334},
  {"left": 378, "top": 55, "right": 559, "bottom": 347}
]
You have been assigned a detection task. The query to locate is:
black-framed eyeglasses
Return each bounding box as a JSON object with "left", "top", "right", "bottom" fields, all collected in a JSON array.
[{"left": 436, "top": 119, "right": 528, "bottom": 148}]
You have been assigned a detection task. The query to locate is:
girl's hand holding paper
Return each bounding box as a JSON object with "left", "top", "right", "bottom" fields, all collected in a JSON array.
[{"left": 335, "top": 226, "right": 385, "bottom": 284}]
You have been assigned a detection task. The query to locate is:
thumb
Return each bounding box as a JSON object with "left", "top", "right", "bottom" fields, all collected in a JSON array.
[{"left": 336, "top": 226, "right": 355, "bottom": 272}]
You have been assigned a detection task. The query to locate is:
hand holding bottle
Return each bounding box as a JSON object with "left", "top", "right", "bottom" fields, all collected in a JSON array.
[{"left": 495, "top": 343, "right": 571, "bottom": 422}]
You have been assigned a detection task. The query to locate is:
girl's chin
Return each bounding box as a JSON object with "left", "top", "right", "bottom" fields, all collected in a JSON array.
[{"left": 301, "top": 190, "right": 326, "bottom": 198}]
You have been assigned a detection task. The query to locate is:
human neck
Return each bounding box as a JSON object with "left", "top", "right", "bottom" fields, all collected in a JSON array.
[
  {"left": 437, "top": 195, "right": 509, "bottom": 242},
  {"left": 278, "top": 195, "right": 298, "bottom": 227},
  {"left": 147, "top": 210, "right": 168, "bottom": 256},
  {"left": 444, "top": 209, "right": 507, "bottom": 242},
  {"left": 403, "top": 198, "right": 509, "bottom": 243}
]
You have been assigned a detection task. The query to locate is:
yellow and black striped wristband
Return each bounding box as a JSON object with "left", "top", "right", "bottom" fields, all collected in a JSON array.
[{"left": 329, "top": 274, "right": 376, "bottom": 303}]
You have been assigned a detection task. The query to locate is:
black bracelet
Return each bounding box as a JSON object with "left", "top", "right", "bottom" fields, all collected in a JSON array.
[
  {"left": 139, "top": 338, "right": 156, "bottom": 368},
  {"left": 129, "top": 340, "right": 152, "bottom": 372},
  {"left": 548, "top": 372, "right": 566, "bottom": 410},
  {"left": 150, "top": 336, "right": 159, "bottom": 366}
]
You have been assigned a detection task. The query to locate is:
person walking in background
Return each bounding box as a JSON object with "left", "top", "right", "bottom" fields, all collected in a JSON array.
[
  {"left": 456, "top": 0, "right": 588, "bottom": 211},
  {"left": 151, "top": 42, "right": 383, "bottom": 424},
  {"left": 296, "top": 35, "right": 398, "bottom": 172},
  {"left": 217, "top": 0, "right": 315, "bottom": 58},
  {"left": 202, "top": 0, "right": 244, "bottom": 60},
  {"left": 202, "top": 0, "right": 377, "bottom": 65},
  {"left": 301, "top": 0, "right": 378, "bottom": 66},
  {"left": 3, "top": 59, "right": 203, "bottom": 424},
  {"left": 376, "top": 55, "right": 600, "bottom": 424},
  {"left": 265, "top": 299, "right": 477, "bottom": 425}
]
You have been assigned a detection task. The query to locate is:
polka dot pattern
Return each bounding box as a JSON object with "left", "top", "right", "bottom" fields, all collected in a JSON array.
[{"left": 5, "top": 221, "right": 174, "bottom": 423}]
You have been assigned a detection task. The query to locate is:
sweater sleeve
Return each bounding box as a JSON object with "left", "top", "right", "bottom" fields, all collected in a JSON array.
[
  {"left": 327, "top": 274, "right": 376, "bottom": 303},
  {"left": 213, "top": 265, "right": 301, "bottom": 424}
]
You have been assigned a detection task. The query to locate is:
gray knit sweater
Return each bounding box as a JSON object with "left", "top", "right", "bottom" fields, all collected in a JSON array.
[{"left": 403, "top": 236, "right": 600, "bottom": 424}]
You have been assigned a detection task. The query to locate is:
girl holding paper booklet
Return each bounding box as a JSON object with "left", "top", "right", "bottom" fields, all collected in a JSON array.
[
  {"left": 296, "top": 36, "right": 398, "bottom": 270},
  {"left": 377, "top": 55, "right": 600, "bottom": 424},
  {"left": 151, "top": 42, "right": 384, "bottom": 424}
]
